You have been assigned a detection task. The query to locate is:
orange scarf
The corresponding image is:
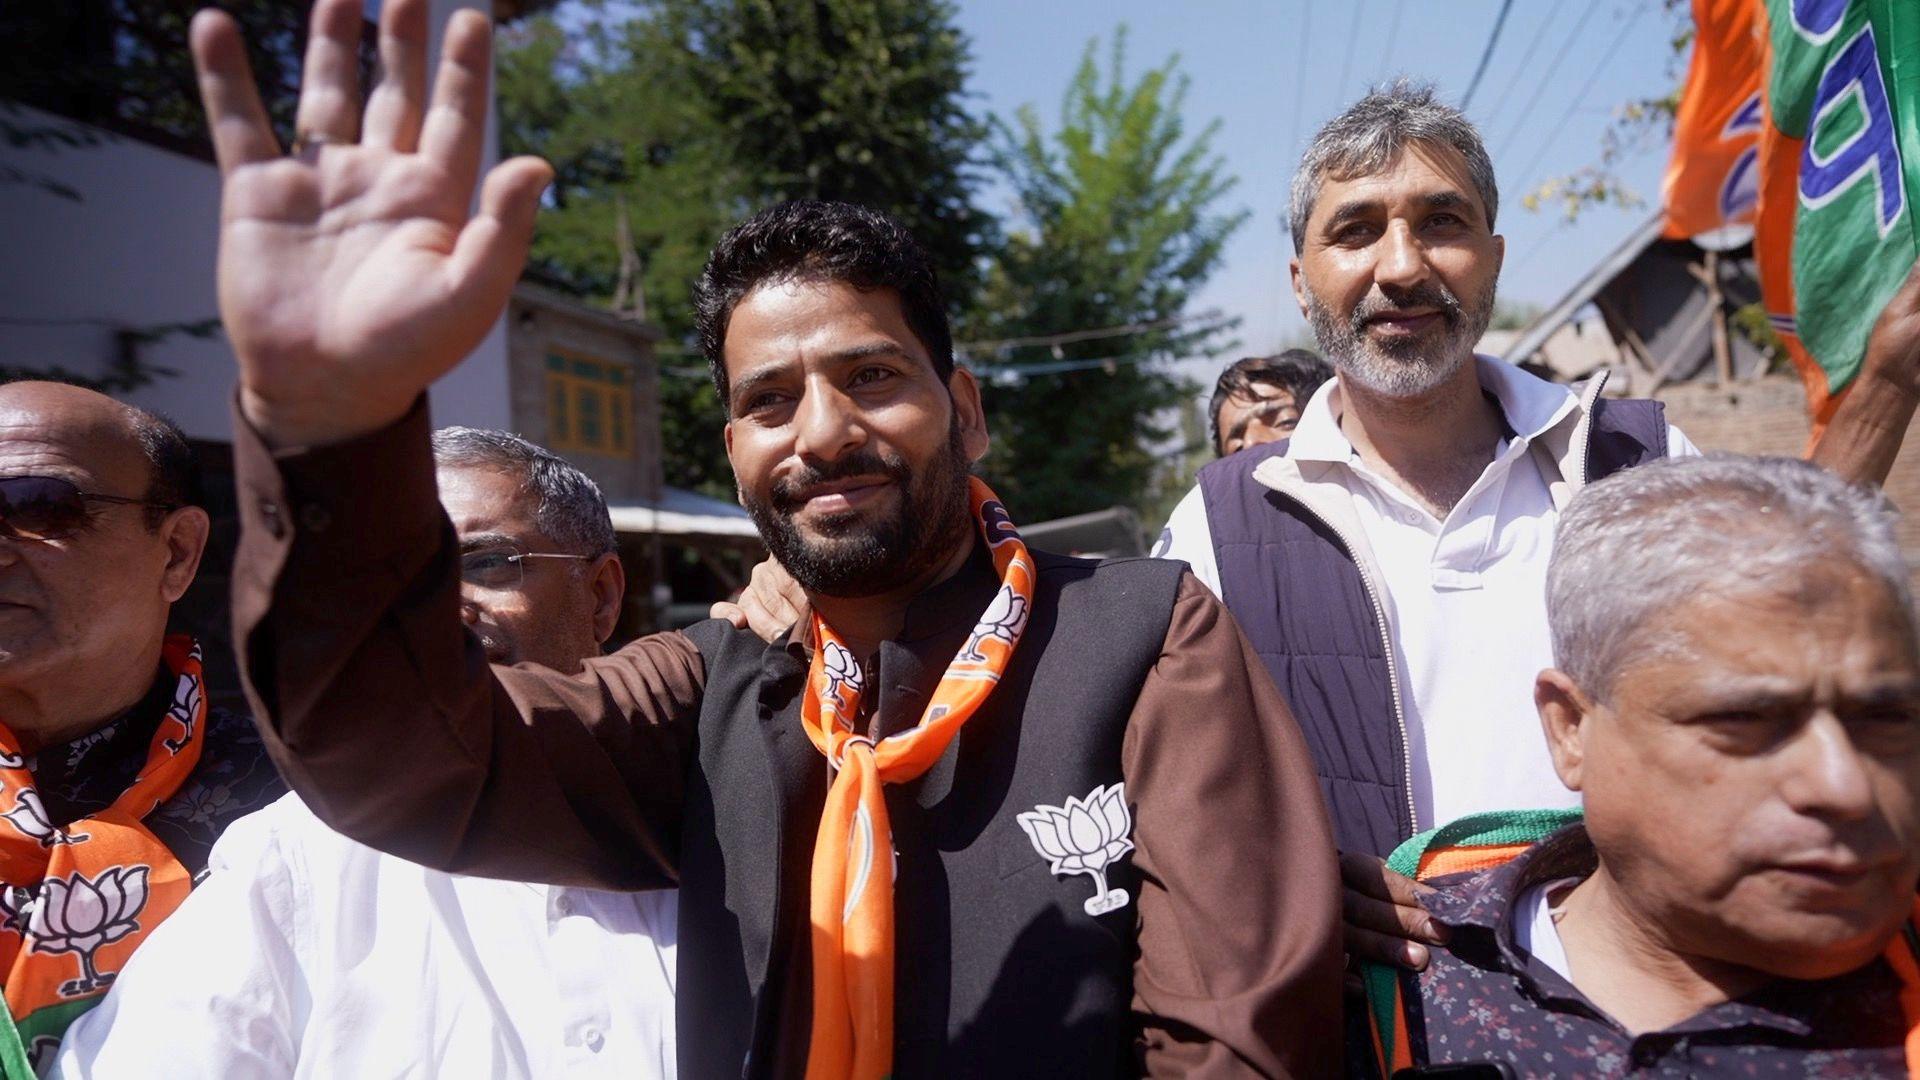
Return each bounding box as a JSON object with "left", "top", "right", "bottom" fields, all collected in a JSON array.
[
  {"left": 801, "top": 478, "right": 1033, "bottom": 1080},
  {"left": 0, "top": 634, "right": 204, "bottom": 1050},
  {"left": 1883, "top": 897, "right": 1920, "bottom": 1077}
]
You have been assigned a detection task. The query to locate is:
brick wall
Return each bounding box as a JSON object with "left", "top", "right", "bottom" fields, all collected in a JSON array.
[{"left": 1653, "top": 375, "right": 1920, "bottom": 568}]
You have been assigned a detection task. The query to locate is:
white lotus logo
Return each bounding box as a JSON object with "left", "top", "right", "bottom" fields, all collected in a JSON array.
[
  {"left": 960, "top": 585, "right": 1028, "bottom": 664},
  {"left": 163, "top": 662, "right": 203, "bottom": 753},
  {"left": 27, "top": 866, "right": 150, "bottom": 996},
  {"left": 821, "top": 640, "right": 862, "bottom": 700},
  {"left": 1, "top": 790, "right": 81, "bottom": 848},
  {"left": 1017, "top": 782, "right": 1135, "bottom": 916}
]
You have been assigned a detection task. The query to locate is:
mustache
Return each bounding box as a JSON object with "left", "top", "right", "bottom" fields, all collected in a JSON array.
[
  {"left": 1349, "top": 283, "right": 1464, "bottom": 333},
  {"left": 769, "top": 449, "right": 911, "bottom": 513}
]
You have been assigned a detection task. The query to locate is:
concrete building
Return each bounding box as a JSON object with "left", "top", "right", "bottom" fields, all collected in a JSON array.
[{"left": 0, "top": 2, "right": 757, "bottom": 705}]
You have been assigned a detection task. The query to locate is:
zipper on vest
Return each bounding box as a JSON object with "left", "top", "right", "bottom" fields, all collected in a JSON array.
[{"left": 1282, "top": 497, "right": 1419, "bottom": 839}]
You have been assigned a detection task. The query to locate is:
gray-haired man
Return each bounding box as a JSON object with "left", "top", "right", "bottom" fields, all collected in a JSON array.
[
  {"left": 59, "top": 429, "right": 678, "bottom": 1078},
  {"left": 1370, "top": 454, "right": 1920, "bottom": 1075},
  {"left": 1156, "top": 80, "right": 1920, "bottom": 972}
]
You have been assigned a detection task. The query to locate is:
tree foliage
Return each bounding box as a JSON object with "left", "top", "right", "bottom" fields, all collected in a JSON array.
[
  {"left": 666, "top": 0, "right": 993, "bottom": 297},
  {"left": 497, "top": 0, "right": 993, "bottom": 497},
  {"left": 0, "top": 1, "right": 350, "bottom": 157},
  {"left": 497, "top": 10, "right": 745, "bottom": 496},
  {"left": 972, "top": 31, "right": 1246, "bottom": 522},
  {"left": 1524, "top": 0, "right": 1691, "bottom": 222}
]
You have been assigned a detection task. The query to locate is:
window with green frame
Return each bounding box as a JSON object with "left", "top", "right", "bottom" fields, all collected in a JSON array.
[{"left": 545, "top": 353, "right": 634, "bottom": 455}]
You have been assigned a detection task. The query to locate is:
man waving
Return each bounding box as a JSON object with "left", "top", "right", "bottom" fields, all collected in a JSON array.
[{"left": 189, "top": 2, "right": 1340, "bottom": 1076}]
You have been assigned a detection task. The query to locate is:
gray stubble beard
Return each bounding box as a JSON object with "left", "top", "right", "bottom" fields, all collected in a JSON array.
[{"left": 1303, "top": 275, "right": 1497, "bottom": 400}]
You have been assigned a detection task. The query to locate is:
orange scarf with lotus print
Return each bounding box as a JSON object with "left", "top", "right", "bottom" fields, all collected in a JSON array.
[
  {"left": 800, "top": 477, "right": 1033, "bottom": 1080},
  {"left": 0, "top": 634, "right": 205, "bottom": 1052}
]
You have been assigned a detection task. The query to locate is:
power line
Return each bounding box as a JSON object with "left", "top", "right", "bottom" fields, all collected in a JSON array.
[
  {"left": 1337, "top": 0, "right": 1367, "bottom": 100},
  {"left": 1459, "top": 0, "right": 1516, "bottom": 111},
  {"left": 1506, "top": 218, "right": 1574, "bottom": 278},
  {"left": 1287, "top": 1, "right": 1313, "bottom": 157},
  {"left": 1491, "top": 1, "right": 1604, "bottom": 160},
  {"left": 973, "top": 351, "right": 1185, "bottom": 380},
  {"left": 658, "top": 311, "right": 1237, "bottom": 378},
  {"left": 954, "top": 310, "right": 1232, "bottom": 355},
  {"left": 1476, "top": 5, "right": 1565, "bottom": 132},
  {"left": 1379, "top": 0, "right": 1409, "bottom": 77},
  {"left": 1508, "top": 0, "right": 1655, "bottom": 194}
]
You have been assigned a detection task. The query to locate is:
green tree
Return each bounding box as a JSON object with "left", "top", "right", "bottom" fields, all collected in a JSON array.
[
  {"left": 497, "top": 0, "right": 994, "bottom": 497},
  {"left": 497, "top": 9, "right": 746, "bottom": 496},
  {"left": 665, "top": 0, "right": 994, "bottom": 296},
  {"left": 973, "top": 31, "right": 1246, "bottom": 523}
]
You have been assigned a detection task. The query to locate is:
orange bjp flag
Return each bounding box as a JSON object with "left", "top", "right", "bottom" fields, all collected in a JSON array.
[{"left": 1663, "top": 0, "right": 1766, "bottom": 247}]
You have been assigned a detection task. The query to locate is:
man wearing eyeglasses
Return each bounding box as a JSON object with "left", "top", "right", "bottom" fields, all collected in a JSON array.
[
  {"left": 60, "top": 426, "right": 679, "bottom": 1078},
  {"left": 0, "top": 380, "right": 286, "bottom": 1068}
]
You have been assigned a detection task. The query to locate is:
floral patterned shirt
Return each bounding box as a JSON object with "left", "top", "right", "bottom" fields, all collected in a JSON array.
[
  {"left": 1401, "top": 825, "right": 1909, "bottom": 1078},
  {"left": 26, "top": 663, "right": 287, "bottom": 879}
]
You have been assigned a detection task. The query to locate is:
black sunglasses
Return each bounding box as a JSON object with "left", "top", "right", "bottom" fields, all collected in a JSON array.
[{"left": 0, "top": 476, "right": 177, "bottom": 541}]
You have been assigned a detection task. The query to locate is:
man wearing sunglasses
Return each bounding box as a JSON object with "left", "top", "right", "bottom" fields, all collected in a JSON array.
[
  {"left": 61, "top": 426, "right": 679, "bottom": 1078},
  {"left": 0, "top": 380, "right": 286, "bottom": 1067}
]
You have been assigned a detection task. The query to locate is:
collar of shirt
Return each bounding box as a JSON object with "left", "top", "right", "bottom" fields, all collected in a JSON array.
[
  {"left": 1422, "top": 824, "right": 1908, "bottom": 1042},
  {"left": 1285, "top": 354, "right": 1579, "bottom": 465},
  {"left": 765, "top": 535, "right": 1000, "bottom": 741},
  {"left": 25, "top": 659, "right": 173, "bottom": 829}
]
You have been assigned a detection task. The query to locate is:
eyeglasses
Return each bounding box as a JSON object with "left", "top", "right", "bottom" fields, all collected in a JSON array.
[
  {"left": 0, "top": 476, "right": 177, "bottom": 542},
  {"left": 459, "top": 547, "right": 594, "bottom": 590}
]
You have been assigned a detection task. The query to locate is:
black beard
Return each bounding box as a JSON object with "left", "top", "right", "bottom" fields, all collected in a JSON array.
[{"left": 742, "top": 422, "right": 974, "bottom": 598}]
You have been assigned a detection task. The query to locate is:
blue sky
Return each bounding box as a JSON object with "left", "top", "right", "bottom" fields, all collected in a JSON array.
[{"left": 953, "top": 0, "right": 1688, "bottom": 359}]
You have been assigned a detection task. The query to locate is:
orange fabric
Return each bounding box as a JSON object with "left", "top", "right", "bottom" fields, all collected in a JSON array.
[
  {"left": 0, "top": 635, "right": 205, "bottom": 1021},
  {"left": 1884, "top": 897, "right": 1920, "bottom": 1078},
  {"left": 1662, "top": 0, "right": 1765, "bottom": 241},
  {"left": 1413, "top": 841, "right": 1536, "bottom": 881},
  {"left": 800, "top": 478, "right": 1034, "bottom": 1080}
]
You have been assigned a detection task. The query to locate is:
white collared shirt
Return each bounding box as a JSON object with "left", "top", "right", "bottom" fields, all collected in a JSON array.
[
  {"left": 1159, "top": 358, "right": 1697, "bottom": 831},
  {"left": 56, "top": 793, "right": 677, "bottom": 1080}
]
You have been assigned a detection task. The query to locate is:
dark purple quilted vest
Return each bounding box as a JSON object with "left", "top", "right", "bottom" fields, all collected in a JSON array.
[{"left": 1194, "top": 397, "right": 1667, "bottom": 857}]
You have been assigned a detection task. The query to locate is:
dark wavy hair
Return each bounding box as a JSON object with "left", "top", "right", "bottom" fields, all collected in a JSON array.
[
  {"left": 692, "top": 200, "right": 954, "bottom": 401},
  {"left": 1207, "top": 349, "right": 1335, "bottom": 454}
]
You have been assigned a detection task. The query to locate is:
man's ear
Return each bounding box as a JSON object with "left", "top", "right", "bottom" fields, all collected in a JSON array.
[
  {"left": 157, "top": 506, "right": 211, "bottom": 604},
  {"left": 1536, "top": 668, "right": 1595, "bottom": 793},
  {"left": 587, "top": 551, "right": 627, "bottom": 645},
  {"left": 1289, "top": 258, "right": 1310, "bottom": 319},
  {"left": 948, "top": 365, "right": 990, "bottom": 464}
]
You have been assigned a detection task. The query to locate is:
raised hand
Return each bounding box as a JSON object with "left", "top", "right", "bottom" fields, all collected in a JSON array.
[
  {"left": 191, "top": 0, "right": 553, "bottom": 447},
  {"left": 1809, "top": 257, "right": 1920, "bottom": 486}
]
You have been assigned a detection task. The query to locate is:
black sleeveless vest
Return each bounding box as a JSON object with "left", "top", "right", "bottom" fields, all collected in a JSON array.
[
  {"left": 675, "top": 549, "right": 1186, "bottom": 1078},
  {"left": 1195, "top": 397, "right": 1668, "bottom": 858}
]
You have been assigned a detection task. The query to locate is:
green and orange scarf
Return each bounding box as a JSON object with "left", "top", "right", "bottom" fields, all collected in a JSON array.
[
  {"left": 1363, "top": 808, "right": 1920, "bottom": 1078},
  {"left": 801, "top": 477, "right": 1033, "bottom": 1080},
  {"left": 0, "top": 634, "right": 206, "bottom": 1073}
]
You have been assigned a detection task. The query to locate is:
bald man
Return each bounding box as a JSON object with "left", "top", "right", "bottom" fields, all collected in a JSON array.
[{"left": 0, "top": 381, "right": 285, "bottom": 1066}]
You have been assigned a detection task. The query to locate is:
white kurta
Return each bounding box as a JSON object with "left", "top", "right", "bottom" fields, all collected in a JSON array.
[{"left": 56, "top": 793, "right": 677, "bottom": 1079}]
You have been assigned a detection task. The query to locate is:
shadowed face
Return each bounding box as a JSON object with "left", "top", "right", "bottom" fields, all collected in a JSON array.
[
  {"left": 1216, "top": 383, "right": 1302, "bottom": 455},
  {"left": 1554, "top": 560, "right": 1920, "bottom": 981},
  {"left": 1291, "top": 142, "right": 1502, "bottom": 398},
  {"left": 721, "top": 279, "right": 988, "bottom": 597},
  {"left": 442, "top": 463, "right": 610, "bottom": 672}
]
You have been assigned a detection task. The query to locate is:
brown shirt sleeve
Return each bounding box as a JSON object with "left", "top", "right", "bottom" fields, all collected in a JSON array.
[
  {"left": 1126, "top": 573, "right": 1344, "bottom": 1078},
  {"left": 229, "top": 397, "right": 705, "bottom": 889}
]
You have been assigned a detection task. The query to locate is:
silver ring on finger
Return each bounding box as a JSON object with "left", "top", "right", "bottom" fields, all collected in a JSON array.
[{"left": 290, "top": 130, "right": 335, "bottom": 165}]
